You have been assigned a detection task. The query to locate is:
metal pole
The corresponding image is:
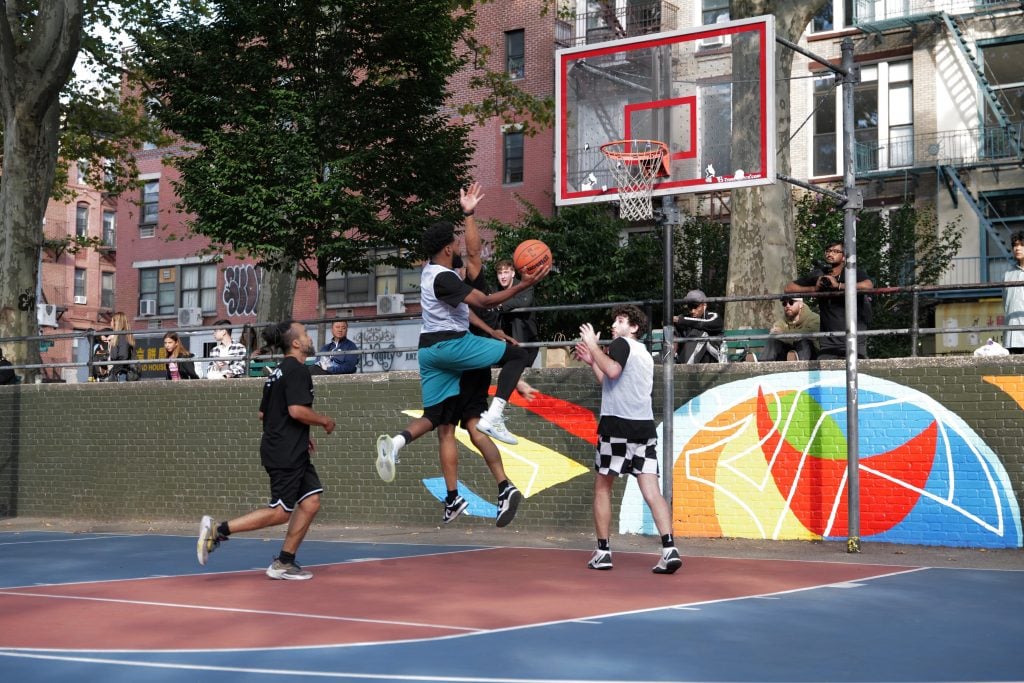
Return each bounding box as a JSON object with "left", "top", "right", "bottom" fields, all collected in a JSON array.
[
  {"left": 840, "top": 37, "right": 862, "bottom": 553},
  {"left": 661, "top": 195, "right": 678, "bottom": 507}
]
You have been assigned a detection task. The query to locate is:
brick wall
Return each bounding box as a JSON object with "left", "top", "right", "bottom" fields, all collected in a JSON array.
[{"left": 1, "top": 358, "right": 1022, "bottom": 548}]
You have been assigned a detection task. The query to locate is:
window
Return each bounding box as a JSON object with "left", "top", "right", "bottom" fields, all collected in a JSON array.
[
  {"left": 77, "top": 160, "right": 88, "bottom": 185},
  {"left": 812, "top": 61, "right": 912, "bottom": 176},
  {"left": 76, "top": 203, "right": 89, "bottom": 238},
  {"left": 74, "top": 268, "right": 87, "bottom": 299},
  {"left": 102, "top": 210, "right": 116, "bottom": 247},
  {"left": 101, "top": 272, "right": 115, "bottom": 309},
  {"left": 139, "top": 263, "right": 217, "bottom": 316},
  {"left": 979, "top": 38, "right": 1024, "bottom": 156},
  {"left": 325, "top": 251, "right": 421, "bottom": 306},
  {"left": 812, "top": 73, "right": 838, "bottom": 176},
  {"left": 180, "top": 264, "right": 218, "bottom": 312},
  {"left": 503, "top": 131, "right": 524, "bottom": 184},
  {"left": 980, "top": 188, "right": 1024, "bottom": 281},
  {"left": 141, "top": 179, "right": 159, "bottom": 231},
  {"left": 702, "top": 0, "right": 729, "bottom": 26},
  {"left": 701, "top": 83, "right": 733, "bottom": 179},
  {"left": 506, "top": 30, "right": 524, "bottom": 80}
]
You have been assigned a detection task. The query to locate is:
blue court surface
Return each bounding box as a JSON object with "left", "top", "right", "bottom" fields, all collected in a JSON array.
[{"left": 1, "top": 528, "right": 1022, "bottom": 682}]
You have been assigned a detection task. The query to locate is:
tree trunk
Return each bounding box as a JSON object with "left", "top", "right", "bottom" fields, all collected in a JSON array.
[
  {"left": 0, "top": 1, "right": 84, "bottom": 376},
  {"left": 725, "top": 1, "right": 825, "bottom": 330},
  {"left": 256, "top": 263, "right": 298, "bottom": 325}
]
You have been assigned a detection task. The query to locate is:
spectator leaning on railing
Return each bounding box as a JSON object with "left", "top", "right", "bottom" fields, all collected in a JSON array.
[
  {"left": 0, "top": 347, "right": 15, "bottom": 385},
  {"left": 1003, "top": 231, "right": 1024, "bottom": 355},
  {"left": 207, "top": 319, "right": 248, "bottom": 379}
]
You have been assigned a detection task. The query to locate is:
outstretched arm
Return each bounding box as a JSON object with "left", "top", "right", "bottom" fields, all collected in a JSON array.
[{"left": 461, "top": 182, "right": 485, "bottom": 280}]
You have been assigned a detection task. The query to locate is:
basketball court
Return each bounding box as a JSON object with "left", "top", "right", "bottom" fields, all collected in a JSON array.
[{"left": 1, "top": 523, "right": 1022, "bottom": 682}]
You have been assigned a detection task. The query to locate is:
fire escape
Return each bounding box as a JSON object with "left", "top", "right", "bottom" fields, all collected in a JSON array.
[{"left": 854, "top": 0, "right": 1023, "bottom": 285}]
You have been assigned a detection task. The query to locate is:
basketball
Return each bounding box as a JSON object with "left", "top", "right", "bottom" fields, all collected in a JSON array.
[{"left": 513, "top": 240, "right": 552, "bottom": 277}]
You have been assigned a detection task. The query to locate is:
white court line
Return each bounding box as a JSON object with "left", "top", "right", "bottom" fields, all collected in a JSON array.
[
  {"left": 0, "top": 652, "right": 709, "bottom": 683},
  {"left": 0, "top": 590, "right": 483, "bottom": 633},
  {"left": 0, "top": 534, "right": 135, "bottom": 546}
]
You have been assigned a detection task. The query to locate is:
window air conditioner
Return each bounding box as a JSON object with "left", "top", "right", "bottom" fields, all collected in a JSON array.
[
  {"left": 37, "top": 304, "right": 58, "bottom": 328},
  {"left": 139, "top": 299, "right": 157, "bottom": 316},
  {"left": 177, "top": 307, "right": 203, "bottom": 327},
  {"left": 376, "top": 294, "right": 406, "bottom": 315},
  {"left": 73, "top": 295, "right": 88, "bottom": 305}
]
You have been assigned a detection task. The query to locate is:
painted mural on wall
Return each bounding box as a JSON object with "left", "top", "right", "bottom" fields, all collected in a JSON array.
[
  {"left": 616, "top": 372, "right": 1022, "bottom": 549},
  {"left": 221, "top": 265, "right": 262, "bottom": 317}
]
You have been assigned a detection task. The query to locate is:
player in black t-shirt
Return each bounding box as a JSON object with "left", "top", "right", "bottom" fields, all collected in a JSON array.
[{"left": 196, "top": 320, "right": 336, "bottom": 580}]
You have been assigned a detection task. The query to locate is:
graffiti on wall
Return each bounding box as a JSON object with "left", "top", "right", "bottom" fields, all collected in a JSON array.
[
  {"left": 617, "top": 372, "right": 1022, "bottom": 548},
  {"left": 222, "top": 265, "right": 262, "bottom": 317}
]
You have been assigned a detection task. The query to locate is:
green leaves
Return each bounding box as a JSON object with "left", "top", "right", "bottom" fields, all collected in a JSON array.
[{"left": 134, "top": 0, "right": 476, "bottom": 288}]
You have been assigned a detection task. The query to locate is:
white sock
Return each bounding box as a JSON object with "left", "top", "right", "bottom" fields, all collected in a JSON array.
[
  {"left": 484, "top": 397, "right": 507, "bottom": 421},
  {"left": 392, "top": 434, "right": 407, "bottom": 454}
]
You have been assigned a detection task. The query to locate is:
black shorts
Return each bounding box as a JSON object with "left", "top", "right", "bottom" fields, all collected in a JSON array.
[
  {"left": 265, "top": 459, "right": 323, "bottom": 512},
  {"left": 423, "top": 393, "right": 462, "bottom": 430},
  {"left": 456, "top": 367, "right": 490, "bottom": 429}
]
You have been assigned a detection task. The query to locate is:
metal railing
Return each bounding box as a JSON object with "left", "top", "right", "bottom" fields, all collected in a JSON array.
[
  {"left": 3, "top": 278, "right": 1024, "bottom": 382},
  {"left": 853, "top": 0, "right": 1019, "bottom": 25},
  {"left": 854, "top": 123, "right": 1024, "bottom": 174},
  {"left": 568, "top": 1, "right": 679, "bottom": 47}
]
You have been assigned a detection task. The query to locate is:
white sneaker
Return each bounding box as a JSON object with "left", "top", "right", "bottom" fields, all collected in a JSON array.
[
  {"left": 375, "top": 435, "right": 396, "bottom": 482},
  {"left": 477, "top": 413, "right": 518, "bottom": 445},
  {"left": 652, "top": 547, "right": 682, "bottom": 575},
  {"left": 588, "top": 549, "right": 613, "bottom": 570}
]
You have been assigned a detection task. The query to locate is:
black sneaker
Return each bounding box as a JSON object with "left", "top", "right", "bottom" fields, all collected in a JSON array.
[
  {"left": 442, "top": 495, "right": 469, "bottom": 524},
  {"left": 652, "top": 547, "right": 682, "bottom": 574},
  {"left": 495, "top": 484, "right": 522, "bottom": 528}
]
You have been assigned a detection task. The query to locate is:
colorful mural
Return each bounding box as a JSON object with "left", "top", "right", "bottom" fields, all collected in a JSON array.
[{"left": 619, "top": 372, "right": 1022, "bottom": 548}]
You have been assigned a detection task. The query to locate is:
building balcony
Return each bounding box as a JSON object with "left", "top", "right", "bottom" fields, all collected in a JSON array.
[
  {"left": 566, "top": 1, "right": 678, "bottom": 47},
  {"left": 853, "top": 123, "right": 1022, "bottom": 176},
  {"left": 853, "top": 0, "right": 1020, "bottom": 27}
]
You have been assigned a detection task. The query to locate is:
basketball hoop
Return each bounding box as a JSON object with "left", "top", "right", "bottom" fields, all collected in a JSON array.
[{"left": 600, "top": 139, "right": 669, "bottom": 221}]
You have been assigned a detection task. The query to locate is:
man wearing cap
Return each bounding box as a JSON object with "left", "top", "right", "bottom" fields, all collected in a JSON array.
[
  {"left": 673, "top": 289, "right": 725, "bottom": 364},
  {"left": 763, "top": 297, "right": 820, "bottom": 361}
]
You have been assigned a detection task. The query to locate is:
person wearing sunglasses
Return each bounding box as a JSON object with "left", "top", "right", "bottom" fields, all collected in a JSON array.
[
  {"left": 763, "top": 297, "right": 819, "bottom": 361},
  {"left": 785, "top": 240, "right": 873, "bottom": 359}
]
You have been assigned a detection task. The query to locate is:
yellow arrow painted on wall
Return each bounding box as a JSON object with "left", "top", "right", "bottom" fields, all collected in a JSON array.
[{"left": 401, "top": 410, "right": 589, "bottom": 497}]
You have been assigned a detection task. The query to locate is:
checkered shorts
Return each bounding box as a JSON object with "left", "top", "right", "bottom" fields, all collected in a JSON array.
[{"left": 594, "top": 435, "right": 660, "bottom": 477}]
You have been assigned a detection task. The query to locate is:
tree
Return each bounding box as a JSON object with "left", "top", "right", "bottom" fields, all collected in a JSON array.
[
  {"left": 793, "top": 192, "right": 963, "bottom": 358},
  {"left": 486, "top": 203, "right": 663, "bottom": 339},
  {"left": 0, "top": 1, "right": 181, "bottom": 373},
  {"left": 673, "top": 215, "right": 730, "bottom": 302},
  {"left": 725, "top": 0, "right": 830, "bottom": 331},
  {"left": 131, "top": 0, "right": 496, "bottom": 323}
]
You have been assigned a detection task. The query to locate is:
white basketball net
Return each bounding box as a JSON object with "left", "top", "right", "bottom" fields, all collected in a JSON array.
[{"left": 601, "top": 140, "right": 668, "bottom": 222}]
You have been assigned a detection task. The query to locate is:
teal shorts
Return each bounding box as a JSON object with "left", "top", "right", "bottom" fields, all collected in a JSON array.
[{"left": 419, "top": 333, "right": 506, "bottom": 408}]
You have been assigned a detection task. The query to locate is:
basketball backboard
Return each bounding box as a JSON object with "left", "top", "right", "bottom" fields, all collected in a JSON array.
[{"left": 555, "top": 15, "right": 776, "bottom": 208}]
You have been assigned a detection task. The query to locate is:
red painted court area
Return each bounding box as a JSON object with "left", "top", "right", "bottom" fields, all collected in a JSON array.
[{"left": 0, "top": 547, "right": 905, "bottom": 651}]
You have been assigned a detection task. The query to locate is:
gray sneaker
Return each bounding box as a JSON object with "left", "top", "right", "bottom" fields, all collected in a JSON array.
[
  {"left": 375, "top": 435, "right": 396, "bottom": 482},
  {"left": 477, "top": 413, "right": 518, "bottom": 445},
  {"left": 266, "top": 558, "right": 313, "bottom": 580}
]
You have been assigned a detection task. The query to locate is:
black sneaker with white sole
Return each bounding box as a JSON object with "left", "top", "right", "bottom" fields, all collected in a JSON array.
[
  {"left": 442, "top": 495, "right": 469, "bottom": 524},
  {"left": 495, "top": 484, "right": 522, "bottom": 528}
]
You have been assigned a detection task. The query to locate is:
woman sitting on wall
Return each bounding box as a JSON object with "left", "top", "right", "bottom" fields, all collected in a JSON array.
[{"left": 163, "top": 332, "right": 198, "bottom": 381}]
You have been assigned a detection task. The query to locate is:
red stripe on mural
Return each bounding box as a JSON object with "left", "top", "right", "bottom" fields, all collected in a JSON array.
[
  {"left": 756, "top": 387, "right": 935, "bottom": 536},
  {"left": 490, "top": 386, "right": 598, "bottom": 445}
]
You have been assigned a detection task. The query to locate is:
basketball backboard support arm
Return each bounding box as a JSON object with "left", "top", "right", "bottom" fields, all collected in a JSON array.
[{"left": 773, "top": 35, "right": 863, "bottom": 553}]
